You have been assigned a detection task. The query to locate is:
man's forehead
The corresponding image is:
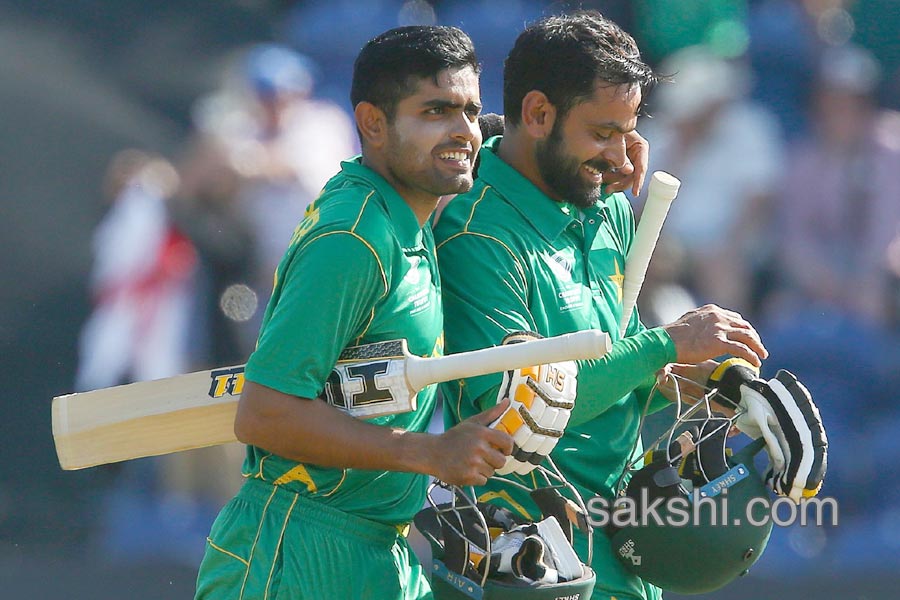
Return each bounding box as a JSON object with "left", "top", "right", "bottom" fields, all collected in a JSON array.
[
  {"left": 589, "top": 81, "right": 642, "bottom": 107},
  {"left": 406, "top": 66, "right": 480, "bottom": 98},
  {"left": 573, "top": 82, "right": 642, "bottom": 124}
]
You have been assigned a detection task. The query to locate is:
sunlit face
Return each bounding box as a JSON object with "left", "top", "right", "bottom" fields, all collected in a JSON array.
[
  {"left": 536, "top": 82, "right": 641, "bottom": 208},
  {"left": 382, "top": 66, "right": 482, "bottom": 203}
]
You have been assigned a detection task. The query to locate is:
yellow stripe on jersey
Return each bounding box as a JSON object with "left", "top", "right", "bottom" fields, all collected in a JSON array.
[{"left": 273, "top": 464, "right": 318, "bottom": 493}]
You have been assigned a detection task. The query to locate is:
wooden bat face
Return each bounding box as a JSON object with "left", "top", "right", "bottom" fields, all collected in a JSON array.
[{"left": 53, "top": 330, "right": 611, "bottom": 469}]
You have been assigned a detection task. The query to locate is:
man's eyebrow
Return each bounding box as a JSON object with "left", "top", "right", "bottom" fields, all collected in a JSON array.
[
  {"left": 423, "top": 98, "right": 483, "bottom": 111},
  {"left": 589, "top": 119, "right": 638, "bottom": 134}
]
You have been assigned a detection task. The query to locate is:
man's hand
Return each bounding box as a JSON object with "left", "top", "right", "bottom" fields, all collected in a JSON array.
[
  {"left": 489, "top": 332, "right": 578, "bottom": 476},
  {"left": 708, "top": 359, "right": 828, "bottom": 501},
  {"left": 430, "top": 399, "right": 514, "bottom": 486},
  {"left": 602, "top": 129, "right": 649, "bottom": 196},
  {"left": 662, "top": 304, "right": 768, "bottom": 368}
]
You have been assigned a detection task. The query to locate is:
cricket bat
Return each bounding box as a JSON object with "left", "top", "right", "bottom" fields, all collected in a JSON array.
[
  {"left": 618, "top": 171, "right": 681, "bottom": 337},
  {"left": 53, "top": 329, "right": 611, "bottom": 470}
]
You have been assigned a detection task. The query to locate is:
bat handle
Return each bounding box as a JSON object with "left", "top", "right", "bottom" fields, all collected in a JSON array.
[
  {"left": 407, "top": 329, "right": 612, "bottom": 391},
  {"left": 618, "top": 171, "right": 681, "bottom": 337}
]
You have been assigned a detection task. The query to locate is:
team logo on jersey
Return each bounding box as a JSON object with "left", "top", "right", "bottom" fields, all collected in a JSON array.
[
  {"left": 542, "top": 249, "right": 575, "bottom": 282},
  {"left": 403, "top": 254, "right": 435, "bottom": 316},
  {"left": 542, "top": 249, "right": 584, "bottom": 312},
  {"left": 403, "top": 254, "right": 422, "bottom": 285}
]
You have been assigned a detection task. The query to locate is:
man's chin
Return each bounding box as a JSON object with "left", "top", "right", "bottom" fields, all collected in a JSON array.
[
  {"left": 561, "top": 183, "right": 602, "bottom": 209},
  {"left": 438, "top": 174, "right": 474, "bottom": 196}
]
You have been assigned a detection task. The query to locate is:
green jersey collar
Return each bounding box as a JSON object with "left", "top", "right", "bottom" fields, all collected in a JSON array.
[
  {"left": 478, "top": 136, "right": 607, "bottom": 243},
  {"left": 340, "top": 157, "right": 426, "bottom": 246}
]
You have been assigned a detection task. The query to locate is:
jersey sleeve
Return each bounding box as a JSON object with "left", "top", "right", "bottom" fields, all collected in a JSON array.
[
  {"left": 245, "top": 231, "right": 386, "bottom": 399},
  {"left": 570, "top": 328, "right": 675, "bottom": 426}
]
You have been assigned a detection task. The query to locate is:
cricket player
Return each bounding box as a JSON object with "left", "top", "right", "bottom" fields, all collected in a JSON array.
[
  {"left": 194, "top": 26, "right": 515, "bottom": 600},
  {"left": 433, "top": 12, "right": 772, "bottom": 600}
]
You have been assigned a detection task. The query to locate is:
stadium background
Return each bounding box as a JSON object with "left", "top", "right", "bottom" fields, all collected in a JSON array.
[{"left": 1, "top": 0, "right": 899, "bottom": 598}]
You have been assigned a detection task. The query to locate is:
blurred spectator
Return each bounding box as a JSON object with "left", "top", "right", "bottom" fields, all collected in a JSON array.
[
  {"left": 171, "top": 125, "right": 255, "bottom": 367},
  {"left": 759, "top": 44, "right": 900, "bottom": 539},
  {"left": 640, "top": 45, "right": 784, "bottom": 316},
  {"left": 887, "top": 231, "right": 900, "bottom": 331},
  {"left": 746, "top": 0, "right": 820, "bottom": 139},
  {"left": 75, "top": 149, "right": 197, "bottom": 392},
  {"left": 173, "top": 43, "right": 358, "bottom": 362},
  {"left": 770, "top": 44, "right": 900, "bottom": 329},
  {"left": 75, "top": 149, "right": 226, "bottom": 566}
]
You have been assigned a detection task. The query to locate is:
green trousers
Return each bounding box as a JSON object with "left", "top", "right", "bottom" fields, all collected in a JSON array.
[{"left": 195, "top": 477, "right": 432, "bottom": 600}]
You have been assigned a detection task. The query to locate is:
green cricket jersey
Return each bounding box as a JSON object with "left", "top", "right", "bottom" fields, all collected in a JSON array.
[
  {"left": 434, "top": 137, "right": 677, "bottom": 599},
  {"left": 242, "top": 158, "right": 444, "bottom": 527}
]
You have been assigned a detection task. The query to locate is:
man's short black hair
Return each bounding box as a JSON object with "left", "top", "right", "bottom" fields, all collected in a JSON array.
[
  {"left": 351, "top": 25, "right": 480, "bottom": 120},
  {"left": 503, "top": 10, "right": 659, "bottom": 126}
]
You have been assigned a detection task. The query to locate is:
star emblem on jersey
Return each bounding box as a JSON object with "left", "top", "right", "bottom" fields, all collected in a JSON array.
[{"left": 609, "top": 259, "right": 624, "bottom": 303}]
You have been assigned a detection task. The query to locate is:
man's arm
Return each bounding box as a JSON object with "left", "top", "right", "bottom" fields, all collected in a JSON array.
[
  {"left": 568, "top": 328, "right": 675, "bottom": 426},
  {"left": 437, "top": 220, "right": 768, "bottom": 429},
  {"left": 437, "top": 230, "right": 673, "bottom": 427},
  {"left": 573, "top": 303, "right": 770, "bottom": 424},
  {"left": 235, "top": 381, "right": 513, "bottom": 486}
]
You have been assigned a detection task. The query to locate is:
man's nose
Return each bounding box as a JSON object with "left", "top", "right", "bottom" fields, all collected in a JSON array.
[
  {"left": 450, "top": 113, "right": 479, "bottom": 143},
  {"left": 603, "top": 134, "right": 627, "bottom": 170}
]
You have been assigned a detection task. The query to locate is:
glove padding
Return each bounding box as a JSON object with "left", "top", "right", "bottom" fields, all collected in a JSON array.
[
  {"left": 487, "top": 517, "right": 584, "bottom": 584},
  {"left": 490, "top": 331, "right": 578, "bottom": 476},
  {"left": 708, "top": 358, "right": 828, "bottom": 502}
]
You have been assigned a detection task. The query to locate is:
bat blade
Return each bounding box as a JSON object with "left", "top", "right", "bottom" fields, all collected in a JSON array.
[
  {"left": 53, "top": 330, "right": 611, "bottom": 470},
  {"left": 619, "top": 171, "right": 681, "bottom": 337},
  {"left": 52, "top": 366, "right": 245, "bottom": 471}
]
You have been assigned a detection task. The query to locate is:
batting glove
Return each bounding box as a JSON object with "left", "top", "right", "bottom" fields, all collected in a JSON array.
[
  {"left": 708, "top": 358, "right": 828, "bottom": 502},
  {"left": 490, "top": 332, "right": 578, "bottom": 476}
]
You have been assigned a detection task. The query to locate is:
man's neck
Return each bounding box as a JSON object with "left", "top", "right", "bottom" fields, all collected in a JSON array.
[
  {"left": 496, "top": 128, "right": 558, "bottom": 201},
  {"left": 361, "top": 154, "right": 435, "bottom": 227}
]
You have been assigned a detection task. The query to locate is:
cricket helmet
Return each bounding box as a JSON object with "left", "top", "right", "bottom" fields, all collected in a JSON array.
[
  {"left": 414, "top": 461, "right": 596, "bottom": 600},
  {"left": 607, "top": 378, "right": 774, "bottom": 595}
]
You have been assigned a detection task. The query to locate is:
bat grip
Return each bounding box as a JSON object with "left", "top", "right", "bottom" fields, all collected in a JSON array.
[
  {"left": 406, "top": 329, "right": 611, "bottom": 391},
  {"left": 618, "top": 172, "right": 680, "bottom": 337}
]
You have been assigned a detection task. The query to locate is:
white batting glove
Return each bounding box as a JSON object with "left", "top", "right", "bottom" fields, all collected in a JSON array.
[
  {"left": 490, "top": 332, "right": 578, "bottom": 476},
  {"left": 708, "top": 359, "right": 828, "bottom": 502}
]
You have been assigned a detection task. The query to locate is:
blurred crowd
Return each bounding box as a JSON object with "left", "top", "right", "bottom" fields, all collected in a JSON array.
[{"left": 72, "top": 0, "right": 900, "bottom": 583}]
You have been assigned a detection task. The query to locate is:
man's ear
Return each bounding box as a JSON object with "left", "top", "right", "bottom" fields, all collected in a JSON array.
[
  {"left": 354, "top": 101, "right": 388, "bottom": 148},
  {"left": 520, "top": 90, "right": 557, "bottom": 139}
]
